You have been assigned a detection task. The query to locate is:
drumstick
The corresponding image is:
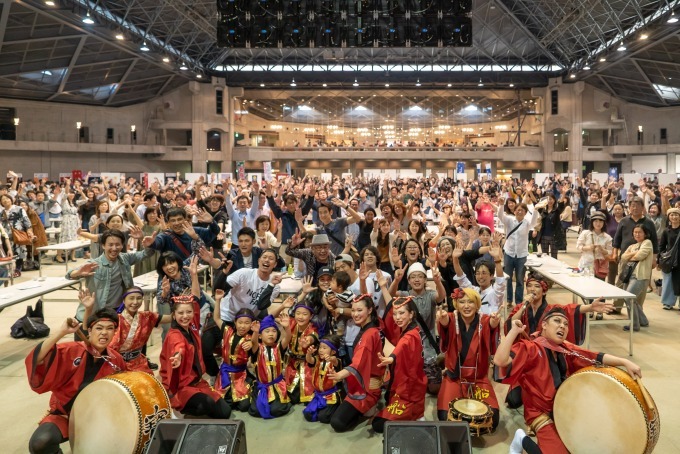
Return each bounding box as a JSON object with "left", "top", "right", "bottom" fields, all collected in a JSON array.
[
  {"left": 635, "top": 378, "right": 657, "bottom": 413},
  {"left": 67, "top": 317, "right": 92, "bottom": 348}
]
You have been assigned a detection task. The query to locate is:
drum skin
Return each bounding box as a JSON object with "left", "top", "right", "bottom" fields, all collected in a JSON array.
[
  {"left": 69, "top": 371, "right": 171, "bottom": 454},
  {"left": 448, "top": 398, "right": 494, "bottom": 436},
  {"left": 554, "top": 366, "right": 660, "bottom": 454}
]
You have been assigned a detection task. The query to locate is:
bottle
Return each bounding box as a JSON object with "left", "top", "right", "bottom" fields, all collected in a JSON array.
[
  {"left": 528, "top": 242, "right": 534, "bottom": 254},
  {"left": 287, "top": 263, "right": 294, "bottom": 276}
]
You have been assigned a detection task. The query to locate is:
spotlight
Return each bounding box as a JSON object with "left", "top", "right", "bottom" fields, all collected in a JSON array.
[
  {"left": 639, "top": 33, "right": 649, "bottom": 40},
  {"left": 617, "top": 44, "right": 626, "bottom": 51},
  {"left": 569, "top": 73, "right": 576, "bottom": 79},
  {"left": 583, "top": 65, "right": 591, "bottom": 70},
  {"left": 415, "top": 79, "right": 421, "bottom": 87},
  {"left": 385, "top": 83, "right": 390, "bottom": 87},
  {"left": 115, "top": 34, "right": 124, "bottom": 40},
  {"left": 668, "top": 12, "right": 678, "bottom": 23},
  {"left": 599, "top": 56, "right": 607, "bottom": 62},
  {"left": 260, "top": 83, "right": 265, "bottom": 87},
  {"left": 477, "top": 79, "right": 484, "bottom": 87},
  {"left": 162, "top": 57, "right": 170, "bottom": 63},
  {"left": 82, "top": 11, "right": 94, "bottom": 24},
  {"left": 509, "top": 83, "right": 515, "bottom": 87},
  {"left": 447, "top": 83, "right": 452, "bottom": 87},
  {"left": 45, "top": 0, "right": 55, "bottom": 5},
  {"left": 196, "top": 74, "right": 203, "bottom": 79},
  {"left": 180, "top": 64, "right": 188, "bottom": 70},
  {"left": 140, "top": 42, "right": 150, "bottom": 51},
  {"left": 290, "top": 79, "right": 297, "bottom": 87},
  {"left": 353, "top": 79, "right": 359, "bottom": 87}
]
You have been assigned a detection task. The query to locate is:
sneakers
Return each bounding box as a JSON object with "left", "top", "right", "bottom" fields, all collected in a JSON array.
[
  {"left": 663, "top": 306, "right": 673, "bottom": 311},
  {"left": 623, "top": 325, "right": 640, "bottom": 332},
  {"left": 509, "top": 428, "right": 526, "bottom": 454},
  {"left": 147, "top": 360, "right": 159, "bottom": 371}
]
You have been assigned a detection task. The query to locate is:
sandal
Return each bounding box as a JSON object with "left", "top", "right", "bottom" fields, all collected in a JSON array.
[{"left": 12, "top": 270, "right": 21, "bottom": 278}]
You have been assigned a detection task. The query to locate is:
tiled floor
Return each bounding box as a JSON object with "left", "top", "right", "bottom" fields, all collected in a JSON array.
[{"left": 0, "top": 239, "right": 677, "bottom": 454}]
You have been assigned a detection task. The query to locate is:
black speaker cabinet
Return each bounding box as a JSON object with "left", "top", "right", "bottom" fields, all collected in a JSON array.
[
  {"left": 383, "top": 421, "right": 471, "bottom": 454},
  {"left": 145, "top": 419, "right": 247, "bottom": 454}
]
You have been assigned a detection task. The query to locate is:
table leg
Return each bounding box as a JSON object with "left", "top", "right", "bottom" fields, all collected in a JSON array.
[
  {"left": 39, "top": 251, "right": 44, "bottom": 277},
  {"left": 64, "top": 251, "right": 70, "bottom": 275},
  {"left": 628, "top": 297, "right": 634, "bottom": 356},
  {"left": 9, "top": 262, "right": 14, "bottom": 285},
  {"left": 584, "top": 300, "right": 591, "bottom": 349}
]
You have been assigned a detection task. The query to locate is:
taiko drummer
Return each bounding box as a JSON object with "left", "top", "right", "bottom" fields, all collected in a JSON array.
[
  {"left": 25, "top": 309, "right": 126, "bottom": 454},
  {"left": 435, "top": 287, "right": 501, "bottom": 429},
  {"left": 494, "top": 307, "right": 642, "bottom": 454}
]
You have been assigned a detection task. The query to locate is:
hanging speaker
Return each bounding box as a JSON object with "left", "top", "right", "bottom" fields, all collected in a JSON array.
[
  {"left": 383, "top": 421, "right": 472, "bottom": 454},
  {"left": 145, "top": 419, "right": 247, "bottom": 454}
]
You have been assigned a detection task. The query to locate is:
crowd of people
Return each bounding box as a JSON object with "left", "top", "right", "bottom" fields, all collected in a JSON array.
[{"left": 7, "top": 168, "right": 679, "bottom": 453}]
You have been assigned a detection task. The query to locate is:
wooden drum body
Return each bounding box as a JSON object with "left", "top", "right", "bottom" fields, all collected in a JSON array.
[
  {"left": 69, "top": 371, "right": 172, "bottom": 454},
  {"left": 447, "top": 398, "right": 494, "bottom": 436},
  {"left": 554, "top": 366, "right": 660, "bottom": 454}
]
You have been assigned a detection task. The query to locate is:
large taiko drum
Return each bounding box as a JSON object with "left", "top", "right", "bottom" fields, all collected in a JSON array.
[
  {"left": 69, "top": 371, "right": 171, "bottom": 454},
  {"left": 554, "top": 366, "right": 660, "bottom": 454}
]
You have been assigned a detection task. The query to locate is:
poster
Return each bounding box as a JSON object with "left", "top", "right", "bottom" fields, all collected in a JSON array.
[
  {"left": 285, "top": 162, "right": 292, "bottom": 176},
  {"left": 263, "top": 161, "right": 272, "bottom": 182},
  {"left": 144, "top": 173, "right": 165, "bottom": 189},
  {"left": 236, "top": 161, "right": 245, "bottom": 181},
  {"left": 321, "top": 173, "right": 333, "bottom": 182},
  {"left": 456, "top": 162, "right": 465, "bottom": 174},
  {"left": 34, "top": 173, "right": 49, "bottom": 180},
  {"left": 608, "top": 167, "right": 619, "bottom": 181},
  {"left": 59, "top": 173, "right": 72, "bottom": 182},
  {"left": 485, "top": 163, "right": 492, "bottom": 179},
  {"left": 185, "top": 173, "right": 206, "bottom": 184},
  {"left": 101, "top": 172, "right": 123, "bottom": 186},
  {"left": 475, "top": 163, "right": 482, "bottom": 181}
]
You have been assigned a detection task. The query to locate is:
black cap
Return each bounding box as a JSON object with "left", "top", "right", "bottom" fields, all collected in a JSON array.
[{"left": 316, "top": 266, "right": 333, "bottom": 278}]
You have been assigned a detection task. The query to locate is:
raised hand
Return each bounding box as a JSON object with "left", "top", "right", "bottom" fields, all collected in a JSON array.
[
  {"left": 290, "top": 228, "right": 303, "bottom": 247},
  {"left": 431, "top": 265, "right": 441, "bottom": 283},
  {"left": 61, "top": 318, "right": 82, "bottom": 336},
  {"left": 591, "top": 297, "right": 614, "bottom": 314},
  {"left": 294, "top": 207, "right": 304, "bottom": 224},
  {"left": 250, "top": 320, "right": 261, "bottom": 334},
  {"left": 270, "top": 272, "right": 283, "bottom": 286},
  {"left": 278, "top": 312, "right": 290, "bottom": 329},
  {"left": 301, "top": 275, "right": 317, "bottom": 294},
  {"left": 196, "top": 209, "right": 214, "bottom": 224},
  {"left": 161, "top": 276, "right": 171, "bottom": 297},
  {"left": 436, "top": 306, "right": 449, "bottom": 326},
  {"left": 170, "top": 351, "right": 182, "bottom": 369},
  {"left": 184, "top": 255, "right": 199, "bottom": 275},
  {"left": 511, "top": 319, "right": 526, "bottom": 334},
  {"left": 307, "top": 345, "right": 318, "bottom": 356},
  {"left": 358, "top": 262, "right": 369, "bottom": 281},
  {"left": 78, "top": 288, "right": 96, "bottom": 309},
  {"left": 394, "top": 262, "right": 407, "bottom": 282},
  {"left": 489, "top": 311, "right": 501, "bottom": 328},
  {"left": 182, "top": 221, "right": 197, "bottom": 238},
  {"left": 282, "top": 296, "right": 296, "bottom": 309},
  {"left": 375, "top": 269, "right": 387, "bottom": 288},
  {"left": 141, "top": 230, "right": 158, "bottom": 248},
  {"left": 128, "top": 225, "right": 144, "bottom": 240},
  {"left": 76, "top": 262, "right": 99, "bottom": 278}
]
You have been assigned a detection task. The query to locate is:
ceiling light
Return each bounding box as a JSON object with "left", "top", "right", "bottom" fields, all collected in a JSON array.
[
  {"left": 509, "top": 83, "right": 515, "bottom": 87},
  {"left": 179, "top": 64, "right": 188, "bottom": 70},
  {"left": 599, "top": 56, "right": 607, "bottom": 62},
  {"left": 569, "top": 73, "right": 576, "bottom": 79},
  {"left": 639, "top": 33, "right": 649, "bottom": 40},
  {"left": 290, "top": 79, "right": 296, "bottom": 87},
  {"left": 196, "top": 74, "right": 202, "bottom": 79},
  {"left": 45, "top": 0, "right": 55, "bottom": 6},
  {"left": 353, "top": 79, "right": 359, "bottom": 87},
  {"left": 477, "top": 79, "right": 484, "bottom": 87},
  {"left": 162, "top": 57, "right": 170, "bottom": 63},
  {"left": 115, "top": 34, "right": 124, "bottom": 40},
  {"left": 415, "top": 79, "right": 421, "bottom": 87},
  {"left": 385, "top": 83, "right": 390, "bottom": 87},
  {"left": 82, "top": 11, "right": 94, "bottom": 24},
  {"left": 260, "top": 83, "right": 265, "bottom": 87},
  {"left": 583, "top": 65, "right": 591, "bottom": 70},
  {"left": 447, "top": 83, "right": 452, "bottom": 87},
  {"left": 617, "top": 44, "right": 626, "bottom": 51},
  {"left": 668, "top": 12, "right": 678, "bottom": 23},
  {"left": 322, "top": 83, "right": 327, "bottom": 87},
  {"left": 140, "top": 42, "right": 150, "bottom": 51}
]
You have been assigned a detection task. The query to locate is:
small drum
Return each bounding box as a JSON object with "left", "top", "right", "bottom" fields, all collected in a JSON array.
[
  {"left": 69, "top": 371, "right": 171, "bottom": 454},
  {"left": 447, "top": 398, "right": 494, "bottom": 436},
  {"left": 554, "top": 366, "right": 660, "bottom": 454}
]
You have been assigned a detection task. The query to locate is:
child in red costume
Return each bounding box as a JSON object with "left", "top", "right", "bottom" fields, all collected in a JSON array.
[
  {"left": 215, "top": 308, "right": 255, "bottom": 412},
  {"left": 303, "top": 334, "right": 343, "bottom": 424}
]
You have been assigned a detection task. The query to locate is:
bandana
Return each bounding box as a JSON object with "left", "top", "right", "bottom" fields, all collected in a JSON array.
[
  {"left": 543, "top": 307, "right": 569, "bottom": 322},
  {"left": 235, "top": 312, "right": 254, "bottom": 321},
  {"left": 292, "top": 304, "right": 314, "bottom": 315},
  {"left": 259, "top": 315, "right": 279, "bottom": 333},
  {"left": 526, "top": 275, "right": 549, "bottom": 294},
  {"left": 90, "top": 317, "right": 118, "bottom": 328}
]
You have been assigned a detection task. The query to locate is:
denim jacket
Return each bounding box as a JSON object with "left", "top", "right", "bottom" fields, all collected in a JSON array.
[{"left": 67, "top": 249, "right": 154, "bottom": 320}]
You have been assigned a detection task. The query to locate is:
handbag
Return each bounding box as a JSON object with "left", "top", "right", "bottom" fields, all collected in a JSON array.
[
  {"left": 10, "top": 300, "right": 50, "bottom": 339},
  {"left": 658, "top": 233, "right": 680, "bottom": 274},
  {"left": 11, "top": 228, "right": 32, "bottom": 246},
  {"left": 618, "top": 261, "right": 638, "bottom": 285},
  {"left": 590, "top": 233, "right": 609, "bottom": 279}
]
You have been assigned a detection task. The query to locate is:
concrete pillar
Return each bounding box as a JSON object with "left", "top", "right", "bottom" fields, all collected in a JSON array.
[
  {"left": 568, "top": 82, "right": 585, "bottom": 176},
  {"left": 189, "top": 82, "right": 207, "bottom": 173},
  {"left": 667, "top": 153, "right": 676, "bottom": 173}
]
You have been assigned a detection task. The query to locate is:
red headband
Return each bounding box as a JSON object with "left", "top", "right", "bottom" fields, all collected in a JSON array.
[
  {"left": 392, "top": 296, "right": 414, "bottom": 309},
  {"left": 353, "top": 293, "right": 372, "bottom": 303},
  {"left": 526, "top": 276, "right": 549, "bottom": 294},
  {"left": 451, "top": 288, "right": 465, "bottom": 300}
]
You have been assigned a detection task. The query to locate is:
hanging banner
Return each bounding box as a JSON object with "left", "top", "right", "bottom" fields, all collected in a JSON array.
[
  {"left": 485, "top": 163, "right": 492, "bottom": 179},
  {"left": 608, "top": 167, "right": 619, "bottom": 181},
  {"left": 285, "top": 162, "right": 292, "bottom": 176},
  {"left": 475, "top": 163, "right": 482, "bottom": 180},
  {"left": 263, "top": 161, "right": 272, "bottom": 181},
  {"left": 456, "top": 162, "right": 465, "bottom": 174},
  {"left": 236, "top": 161, "right": 245, "bottom": 181}
]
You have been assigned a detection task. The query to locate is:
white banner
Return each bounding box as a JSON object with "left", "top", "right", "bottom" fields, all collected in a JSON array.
[{"left": 263, "top": 161, "right": 272, "bottom": 181}]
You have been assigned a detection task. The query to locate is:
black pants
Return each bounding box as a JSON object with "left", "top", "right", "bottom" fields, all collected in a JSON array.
[
  {"left": 371, "top": 416, "right": 387, "bottom": 433},
  {"left": 29, "top": 422, "right": 66, "bottom": 454},
  {"left": 201, "top": 323, "right": 224, "bottom": 377},
  {"left": 182, "top": 393, "right": 231, "bottom": 419},
  {"left": 303, "top": 402, "right": 339, "bottom": 424},
  {"left": 506, "top": 386, "right": 523, "bottom": 409},
  {"left": 248, "top": 390, "right": 292, "bottom": 418},
  {"left": 330, "top": 401, "right": 364, "bottom": 433}
]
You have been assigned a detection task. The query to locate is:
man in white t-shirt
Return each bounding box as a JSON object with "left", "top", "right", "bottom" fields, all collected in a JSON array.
[{"left": 202, "top": 248, "right": 283, "bottom": 382}]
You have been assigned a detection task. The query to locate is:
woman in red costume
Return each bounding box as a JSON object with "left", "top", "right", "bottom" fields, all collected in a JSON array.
[
  {"left": 436, "top": 287, "right": 500, "bottom": 427},
  {"left": 328, "top": 294, "right": 384, "bottom": 433},
  {"left": 25, "top": 308, "right": 126, "bottom": 454},
  {"left": 160, "top": 256, "right": 231, "bottom": 418},
  {"left": 372, "top": 294, "right": 428, "bottom": 433}
]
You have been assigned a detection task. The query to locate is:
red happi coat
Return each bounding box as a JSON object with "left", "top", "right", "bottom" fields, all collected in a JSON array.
[
  {"left": 160, "top": 297, "right": 222, "bottom": 411},
  {"left": 310, "top": 358, "right": 340, "bottom": 405},
  {"left": 437, "top": 312, "right": 499, "bottom": 413},
  {"left": 25, "top": 341, "right": 127, "bottom": 438},
  {"left": 377, "top": 312, "right": 427, "bottom": 422},
  {"left": 109, "top": 310, "right": 161, "bottom": 374},
  {"left": 215, "top": 326, "right": 252, "bottom": 402},
  {"left": 254, "top": 343, "right": 290, "bottom": 403},
  {"left": 504, "top": 337, "right": 600, "bottom": 454},
  {"left": 505, "top": 301, "right": 585, "bottom": 345},
  {"left": 345, "top": 323, "right": 384, "bottom": 414},
  {"left": 284, "top": 320, "right": 318, "bottom": 402}
]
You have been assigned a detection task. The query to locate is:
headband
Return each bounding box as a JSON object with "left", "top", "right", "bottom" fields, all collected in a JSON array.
[
  {"left": 392, "top": 296, "right": 413, "bottom": 309},
  {"left": 235, "top": 312, "right": 254, "bottom": 321},
  {"left": 353, "top": 293, "right": 372, "bottom": 303},
  {"left": 319, "top": 339, "right": 339, "bottom": 352},
  {"left": 543, "top": 307, "right": 568, "bottom": 321},
  {"left": 293, "top": 304, "right": 315, "bottom": 314},
  {"left": 171, "top": 295, "right": 195, "bottom": 307},
  {"left": 90, "top": 317, "right": 118, "bottom": 328},
  {"left": 122, "top": 288, "right": 144, "bottom": 300}
]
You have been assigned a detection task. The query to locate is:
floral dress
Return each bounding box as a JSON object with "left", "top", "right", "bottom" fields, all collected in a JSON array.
[
  {"left": 0, "top": 205, "right": 31, "bottom": 260},
  {"left": 59, "top": 199, "right": 80, "bottom": 243}
]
